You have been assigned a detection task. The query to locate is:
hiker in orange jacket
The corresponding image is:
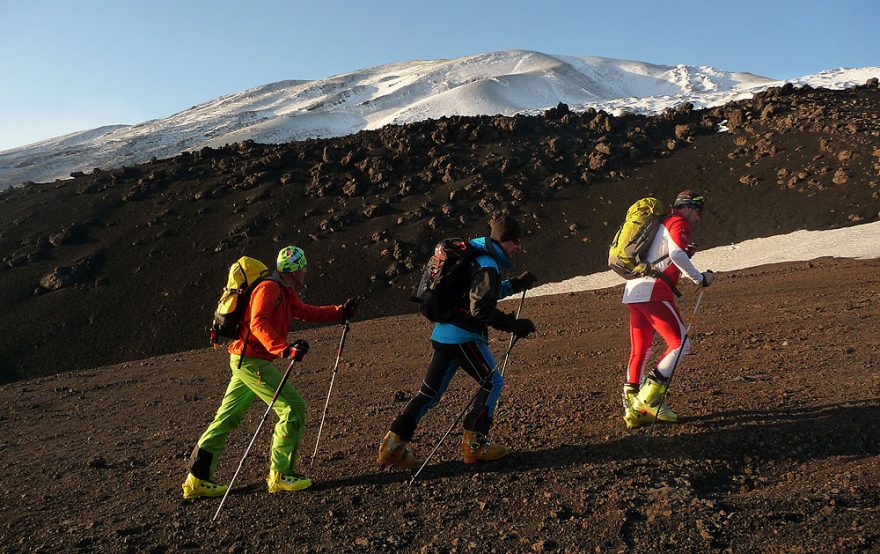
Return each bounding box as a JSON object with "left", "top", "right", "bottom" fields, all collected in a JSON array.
[{"left": 182, "top": 246, "right": 356, "bottom": 498}]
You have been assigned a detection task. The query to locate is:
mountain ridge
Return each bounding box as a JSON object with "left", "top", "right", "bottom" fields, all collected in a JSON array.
[{"left": 1, "top": 50, "right": 784, "bottom": 188}]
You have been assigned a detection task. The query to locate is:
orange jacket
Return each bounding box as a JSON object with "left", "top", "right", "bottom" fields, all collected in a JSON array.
[{"left": 228, "top": 278, "right": 343, "bottom": 361}]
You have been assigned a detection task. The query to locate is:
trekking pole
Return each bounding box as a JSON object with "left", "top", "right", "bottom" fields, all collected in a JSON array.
[
  {"left": 409, "top": 336, "right": 520, "bottom": 485},
  {"left": 500, "top": 290, "right": 527, "bottom": 377},
  {"left": 491, "top": 290, "right": 527, "bottom": 419},
  {"left": 213, "top": 357, "right": 298, "bottom": 522},
  {"left": 647, "top": 287, "right": 705, "bottom": 434},
  {"left": 309, "top": 320, "right": 351, "bottom": 467},
  {"left": 644, "top": 243, "right": 735, "bottom": 433}
]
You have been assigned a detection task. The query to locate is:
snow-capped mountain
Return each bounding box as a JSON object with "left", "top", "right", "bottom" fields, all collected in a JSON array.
[{"left": 0, "top": 50, "right": 876, "bottom": 189}]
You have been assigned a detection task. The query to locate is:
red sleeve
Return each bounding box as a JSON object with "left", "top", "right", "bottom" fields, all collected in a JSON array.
[
  {"left": 665, "top": 216, "right": 691, "bottom": 250},
  {"left": 289, "top": 289, "right": 344, "bottom": 323},
  {"left": 249, "top": 282, "right": 289, "bottom": 357}
]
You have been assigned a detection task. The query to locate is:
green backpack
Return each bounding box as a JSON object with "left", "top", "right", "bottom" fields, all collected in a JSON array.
[
  {"left": 608, "top": 197, "right": 668, "bottom": 279},
  {"left": 210, "top": 256, "right": 272, "bottom": 346}
]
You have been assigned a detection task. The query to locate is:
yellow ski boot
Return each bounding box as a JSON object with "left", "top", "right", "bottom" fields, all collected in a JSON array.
[
  {"left": 181, "top": 473, "right": 227, "bottom": 499},
  {"left": 377, "top": 431, "right": 420, "bottom": 469},
  {"left": 632, "top": 377, "right": 679, "bottom": 423},
  {"left": 622, "top": 384, "right": 653, "bottom": 429},
  {"left": 266, "top": 470, "right": 312, "bottom": 493},
  {"left": 461, "top": 430, "right": 509, "bottom": 464}
]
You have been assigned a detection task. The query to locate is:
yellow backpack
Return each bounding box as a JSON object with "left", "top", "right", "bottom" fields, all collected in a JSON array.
[
  {"left": 210, "top": 256, "right": 272, "bottom": 347},
  {"left": 608, "top": 197, "right": 667, "bottom": 279}
]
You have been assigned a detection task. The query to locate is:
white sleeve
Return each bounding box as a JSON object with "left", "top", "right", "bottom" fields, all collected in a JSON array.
[{"left": 667, "top": 235, "right": 703, "bottom": 284}]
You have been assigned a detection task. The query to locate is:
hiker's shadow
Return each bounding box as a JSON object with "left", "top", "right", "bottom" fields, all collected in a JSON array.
[{"left": 313, "top": 399, "right": 879, "bottom": 491}]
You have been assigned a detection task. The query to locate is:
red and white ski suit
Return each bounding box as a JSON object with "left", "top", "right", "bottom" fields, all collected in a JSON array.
[{"left": 622, "top": 210, "right": 704, "bottom": 384}]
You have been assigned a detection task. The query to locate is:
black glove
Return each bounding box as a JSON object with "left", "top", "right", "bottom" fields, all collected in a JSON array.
[
  {"left": 511, "top": 318, "right": 536, "bottom": 338},
  {"left": 701, "top": 270, "right": 715, "bottom": 288},
  {"left": 342, "top": 298, "right": 357, "bottom": 320},
  {"left": 509, "top": 271, "right": 538, "bottom": 293},
  {"left": 287, "top": 339, "right": 310, "bottom": 361},
  {"left": 686, "top": 243, "right": 697, "bottom": 258}
]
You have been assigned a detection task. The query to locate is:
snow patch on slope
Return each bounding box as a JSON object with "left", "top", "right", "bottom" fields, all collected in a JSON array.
[{"left": 523, "top": 221, "right": 880, "bottom": 298}]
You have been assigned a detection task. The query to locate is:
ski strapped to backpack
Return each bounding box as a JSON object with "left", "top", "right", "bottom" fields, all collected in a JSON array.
[
  {"left": 210, "top": 256, "right": 273, "bottom": 347},
  {"left": 608, "top": 197, "right": 681, "bottom": 297},
  {"left": 411, "top": 238, "right": 499, "bottom": 322}
]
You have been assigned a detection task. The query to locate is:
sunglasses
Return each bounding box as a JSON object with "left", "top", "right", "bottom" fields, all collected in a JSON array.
[{"left": 677, "top": 197, "right": 704, "bottom": 213}]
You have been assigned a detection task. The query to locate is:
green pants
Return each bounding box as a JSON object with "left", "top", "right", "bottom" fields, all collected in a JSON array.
[{"left": 197, "top": 355, "right": 306, "bottom": 479}]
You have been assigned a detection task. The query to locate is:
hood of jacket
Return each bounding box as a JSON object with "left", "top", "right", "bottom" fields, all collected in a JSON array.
[{"left": 469, "top": 236, "right": 513, "bottom": 270}]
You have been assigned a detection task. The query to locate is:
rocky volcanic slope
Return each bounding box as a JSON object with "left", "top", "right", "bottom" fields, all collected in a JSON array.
[
  {"left": 1, "top": 82, "right": 879, "bottom": 381},
  {"left": 0, "top": 258, "right": 877, "bottom": 552},
  {"left": 0, "top": 50, "right": 775, "bottom": 188}
]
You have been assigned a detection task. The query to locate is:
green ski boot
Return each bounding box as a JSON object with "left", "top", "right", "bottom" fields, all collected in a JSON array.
[
  {"left": 632, "top": 376, "right": 679, "bottom": 423},
  {"left": 181, "top": 473, "right": 227, "bottom": 499},
  {"left": 266, "top": 470, "right": 312, "bottom": 493},
  {"left": 622, "top": 384, "right": 652, "bottom": 428}
]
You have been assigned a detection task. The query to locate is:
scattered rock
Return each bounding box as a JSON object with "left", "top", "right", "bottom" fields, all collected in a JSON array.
[
  {"left": 363, "top": 204, "right": 385, "bottom": 218},
  {"left": 544, "top": 102, "right": 570, "bottom": 120},
  {"left": 88, "top": 456, "right": 108, "bottom": 469},
  {"left": 588, "top": 152, "right": 607, "bottom": 171},
  {"left": 674, "top": 123, "right": 697, "bottom": 140},
  {"left": 532, "top": 539, "right": 558, "bottom": 551},
  {"left": 739, "top": 175, "right": 760, "bottom": 187}
]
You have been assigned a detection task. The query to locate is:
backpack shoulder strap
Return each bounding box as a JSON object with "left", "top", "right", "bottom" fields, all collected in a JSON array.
[
  {"left": 263, "top": 273, "right": 285, "bottom": 287},
  {"left": 655, "top": 271, "right": 683, "bottom": 298},
  {"left": 644, "top": 221, "right": 682, "bottom": 298},
  {"left": 241, "top": 275, "right": 283, "bottom": 316}
]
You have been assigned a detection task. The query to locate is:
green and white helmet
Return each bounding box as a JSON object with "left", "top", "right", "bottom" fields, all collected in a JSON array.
[
  {"left": 674, "top": 190, "right": 705, "bottom": 213},
  {"left": 277, "top": 246, "right": 307, "bottom": 273}
]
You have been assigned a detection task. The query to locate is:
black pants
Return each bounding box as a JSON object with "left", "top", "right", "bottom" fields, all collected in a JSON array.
[{"left": 390, "top": 340, "right": 503, "bottom": 440}]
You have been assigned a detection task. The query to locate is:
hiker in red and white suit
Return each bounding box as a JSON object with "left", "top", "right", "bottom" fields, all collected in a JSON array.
[{"left": 622, "top": 190, "right": 715, "bottom": 428}]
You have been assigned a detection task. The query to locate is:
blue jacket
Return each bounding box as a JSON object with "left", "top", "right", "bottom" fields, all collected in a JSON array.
[{"left": 431, "top": 237, "right": 516, "bottom": 344}]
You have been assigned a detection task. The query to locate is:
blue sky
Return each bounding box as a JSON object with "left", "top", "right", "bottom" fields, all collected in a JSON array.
[{"left": 1, "top": 0, "right": 877, "bottom": 151}]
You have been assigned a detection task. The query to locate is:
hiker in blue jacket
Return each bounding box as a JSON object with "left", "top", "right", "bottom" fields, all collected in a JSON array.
[{"left": 377, "top": 215, "right": 538, "bottom": 468}]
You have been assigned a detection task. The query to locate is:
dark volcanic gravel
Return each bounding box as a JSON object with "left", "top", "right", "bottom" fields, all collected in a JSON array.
[{"left": 0, "top": 258, "right": 878, "bottom": 552}]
